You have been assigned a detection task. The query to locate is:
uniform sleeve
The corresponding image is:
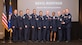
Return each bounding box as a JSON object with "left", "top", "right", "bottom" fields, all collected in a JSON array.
[
  {"left": 11, "top": 15, "right": 14, "bottom": 27},
  {"left": 36, "top": 16, "right": 39, "bottom": 27},
  {"left": 42, "top": 16, "right": 46, "bottom": 26},
  {"left": 65, "top": 14, "right": 72, "bottom": 24},
  {"left": 17, "top": 17, "right": 20, "bottom": 27},
  {"left": 49, "top": 17, "right": 53, "bottom": 26}
]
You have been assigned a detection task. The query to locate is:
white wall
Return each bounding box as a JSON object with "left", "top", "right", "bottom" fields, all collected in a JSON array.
[{"left": 18, "top": 0, "right": 79, "bottom": 22}]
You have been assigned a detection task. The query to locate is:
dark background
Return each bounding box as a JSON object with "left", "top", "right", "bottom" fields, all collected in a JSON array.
[{"left": 5, "top": 0, "right": 82, "bottom": 40}]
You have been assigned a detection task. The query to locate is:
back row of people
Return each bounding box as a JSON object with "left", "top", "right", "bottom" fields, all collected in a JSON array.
[{"left": 11, "top": 8, "right": 72, "bottom": 43}]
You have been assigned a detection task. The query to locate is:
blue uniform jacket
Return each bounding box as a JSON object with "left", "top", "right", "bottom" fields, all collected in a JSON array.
[
  {"left": 11, "top": 14, "right": 18, "bottom": 28},
  {"left": 56, "top": 15, "right": 62, "bottom": 28},
  {"left": 51, "top": 16, "right": 57, "bottom": 31},
  {"left": 36, "top": 15, "right": 43, "bottom": 28},
  {"left": 43, "top": 15, "right": 50, "bottom": 29},
  {"left": 64, "top": 13, "right": 72, "bottom": 28},
  {"left": 23, "top": 14, "right": 30, "bottom": 28},
  {"left": 30, "top": 13, "right": 37, "bottom": 28},
  {"left": 18, "top": 16, "right": 24, "bottom": 28}
]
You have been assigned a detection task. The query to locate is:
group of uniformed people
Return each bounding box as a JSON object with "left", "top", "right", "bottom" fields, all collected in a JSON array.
[{"left": 11, "top": 8, "right": 72, "bottom": 43}]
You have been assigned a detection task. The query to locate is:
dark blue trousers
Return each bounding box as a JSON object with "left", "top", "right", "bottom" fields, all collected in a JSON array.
[
  {"left": 66, "top": 27, "right": 71, "bottom": 41},
  {"left": 58, "top": 29, "right": 62, "bottom": 41},
  {"left": 24, "top": 28, "right": 30, "bottom": 41},
  {"left": 42, "top": 28, "right": 47, "bottom": 41},
  {"left": 35, "top": 28, "right": 38, "bottom": 41},
  {"left": 19, "top": 29, "right": 24, "bottom": 41},
  {"left": 62, "top": 25, "right": 66, "bottom": 41},
  {"left": 46, "top": 29, "right": 50, "bottom": 41},
  {"left": 32, "top": 28, "right": 37, "bottom": 41},
  {"left": 12, "top": 28, "right": 19, "bottom": 41},
  {"left": 38, "top": 29, "right": 41, "bottom": 41}
]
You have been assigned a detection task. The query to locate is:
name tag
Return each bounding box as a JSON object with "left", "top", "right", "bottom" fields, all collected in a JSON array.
[
  {"left": 60, "top": 18, "right": 62, "bottom": 21},
  {"left": 42, "top": 18, "right": 44, "bottom": 20},
  {"left": 36, "top": 18, "right": 39, "bottom": 20},
  {"left": 53, "top": 17, "right": 55, "bottom": 19},
  {"left": 23, "top": 16, "right": 25, "bottom": 19},
  {"left": 68, "top": 16, "right": 71, "bottom": 19}
]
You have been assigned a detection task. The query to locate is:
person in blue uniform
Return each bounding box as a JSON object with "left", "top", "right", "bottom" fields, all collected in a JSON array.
[
  {"left": 43, "top": 11, "right": 50, "bottom": 42},
  {"left": 18, "top": 10, "right": 24, "bottom": 41},
  {"left": 57, "top": 11, "right": 63, "bottom": 42},
  {"left": 61, "top": 10, "right": 67, "bottom": 41},
  {"left": 65, "top": 9, "right": 72, "bottom": 43},
  {"left": 30, "top": 9, "right": 38, "bottom": 42},
  {"left": 50, "top": 12, "right": 57, "bottom": 42},
  {"left": 36, "top": 11, "right": 43, "bottom": 42},
  {"left": 23, "top": 9, "right": 31, "bottom": 42},
  {"left": 11, "top": 9, "right": 19, "bottom": 42}
]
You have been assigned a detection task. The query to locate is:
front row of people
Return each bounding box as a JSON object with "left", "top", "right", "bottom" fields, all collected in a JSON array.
[{"left": 11, "top": 9, "right": 72, "bottom": 43}]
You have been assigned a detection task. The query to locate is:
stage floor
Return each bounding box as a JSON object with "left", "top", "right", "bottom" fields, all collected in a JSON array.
[{"left": 0, "top": 40, "right": 82, "bottom": 45}]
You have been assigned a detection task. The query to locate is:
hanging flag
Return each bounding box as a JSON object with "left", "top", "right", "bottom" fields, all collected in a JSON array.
[
  {"left": 2, "top": 13, "right": 8, "bottom": 30},
  {"left": 8, "top": 0, "right": 12, "bottom": 32},
  {"left": 2, "top": 0, "right": 8, "bottom": 30}
]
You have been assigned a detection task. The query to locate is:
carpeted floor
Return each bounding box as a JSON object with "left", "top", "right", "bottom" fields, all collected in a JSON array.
[{"left": 0, "top": 40, "right": 82, "bottom": 45}]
